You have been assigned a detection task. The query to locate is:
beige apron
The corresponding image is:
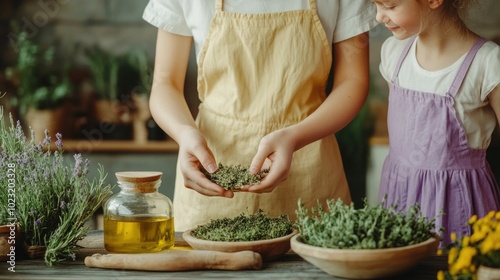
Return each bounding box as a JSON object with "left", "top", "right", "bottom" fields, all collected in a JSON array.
[{"left": 173, "top": 0, "right": 351, "bottom": 231}]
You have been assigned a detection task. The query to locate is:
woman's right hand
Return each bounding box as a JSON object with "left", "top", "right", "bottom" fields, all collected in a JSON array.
[{"left": 177, "top": 128, "right": 234, "bottom": 198}]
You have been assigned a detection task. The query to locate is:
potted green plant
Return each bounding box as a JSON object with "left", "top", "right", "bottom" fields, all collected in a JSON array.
[
  {"left": 0, "top": 105, "right": 113, "bottom": 266},
  {"left": 5, "top": 31, "right": 73, "bottom": 141},
  {"left": 84, "top": 46, "right": 151, "bottom": 140}
]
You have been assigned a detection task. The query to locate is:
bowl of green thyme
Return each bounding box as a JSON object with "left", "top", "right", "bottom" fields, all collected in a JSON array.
[
  {"left": 182, "top": 210, "right": 297, "bottom": 261},
  {"left": 291, "top": 198, "right": 440, "bottom": 279}
]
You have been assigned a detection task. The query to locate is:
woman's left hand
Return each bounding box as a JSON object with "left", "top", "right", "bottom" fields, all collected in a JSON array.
[{"left": 244, "top": 128, "right": 296, "bottom": 193}]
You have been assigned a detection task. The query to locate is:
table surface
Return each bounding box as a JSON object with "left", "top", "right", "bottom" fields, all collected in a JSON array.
[{"left": 0, "top": 231, "right": 447, "bottom": 280}]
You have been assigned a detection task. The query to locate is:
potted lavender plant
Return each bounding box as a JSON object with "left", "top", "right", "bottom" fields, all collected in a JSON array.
[{"left": 0, "top": 104, "right": 113, "bottom": 266}]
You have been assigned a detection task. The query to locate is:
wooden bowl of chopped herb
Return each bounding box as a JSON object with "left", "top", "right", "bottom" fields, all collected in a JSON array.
[
  {"left": 290, "top": 198, "right": 440, "bottom": 279},
  {"left": 182, "top": 210, "right": 297, "bottom": 261}
]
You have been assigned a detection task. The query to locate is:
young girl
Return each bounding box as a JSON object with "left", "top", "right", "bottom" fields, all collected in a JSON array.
[
  {"left": 143, "top": 0, "right": 378, "bottom": 231},
  {"left": 373, "top": 0, "right": 500, "bottom": 245}
]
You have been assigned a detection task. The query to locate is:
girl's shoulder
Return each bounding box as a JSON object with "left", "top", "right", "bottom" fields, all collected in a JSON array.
[{"left": 476, "top": 40, "right": 500, "bottom": 62}]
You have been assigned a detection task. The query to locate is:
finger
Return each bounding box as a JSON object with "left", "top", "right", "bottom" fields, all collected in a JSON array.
[
  {"left": 247, "top": 161, "right": 287, "bottom": 193},
  {"left": 249, "top": 148, "right": 270, "bottom": 174},
  {"left": 184, "top": 176, "right": 234, "bottom": 197}
]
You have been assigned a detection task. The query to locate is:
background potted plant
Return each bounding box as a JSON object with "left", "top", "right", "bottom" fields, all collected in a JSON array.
[
  {"left": 0, "top": 105, "right": 113, "bottom": 266},
  {"left": 5, "top": 31, "right": 74, "bottom": 141},
  {"left": 84, "top": 45, "right": 152, "bottom": 140}
]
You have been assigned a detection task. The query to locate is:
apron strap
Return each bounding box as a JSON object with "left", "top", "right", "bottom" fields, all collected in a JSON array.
[
  {"left": 215, "top": 0, "right": 223, "bottom": 12},
  {"left": 391, "top": 36, "right": 417, "bottom": 84},
  {"left": 308, "top": 0, "right": 318, "bottom": 11},
  {"left": 447, "top": 38, "right": 487, "bottom": 97}
]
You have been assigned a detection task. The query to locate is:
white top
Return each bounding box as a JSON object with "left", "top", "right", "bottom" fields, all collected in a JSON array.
[
  {"left": 143, "top": 0, "right": 378, "bottom": 60},
  {"left": 379, "top": 36, "right": 500, "bottom": 149}
]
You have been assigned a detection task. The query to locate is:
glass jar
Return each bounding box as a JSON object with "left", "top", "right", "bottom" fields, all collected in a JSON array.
[{"left": 103, "top": 171, "right": 174, "bottom": 253}]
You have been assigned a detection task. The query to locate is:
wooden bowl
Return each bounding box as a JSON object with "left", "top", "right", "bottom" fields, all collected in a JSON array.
[
  {"left": 290, "top": 235, "right": 439, "bottom": 279},
  {"left": 182, "top": 229, "right": 298, "bottom": 261}
]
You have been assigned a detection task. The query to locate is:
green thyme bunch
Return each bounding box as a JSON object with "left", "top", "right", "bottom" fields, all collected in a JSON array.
[
  {"left": 191, "top": 209, "right": 293, "bottom": 241},
  {"left": 201, "top": 163, "right": 268, "bottom": 190},
  {"left": 0, "top": 106, "right": 113, "bottom": 266},
  {"left": 295, "top": 198, "right": 438, "bottom": 249}
]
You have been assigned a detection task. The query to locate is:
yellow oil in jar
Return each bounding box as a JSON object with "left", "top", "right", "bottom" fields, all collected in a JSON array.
[{"left": 104, "top": 216, "right": 174, "bottom": 253}]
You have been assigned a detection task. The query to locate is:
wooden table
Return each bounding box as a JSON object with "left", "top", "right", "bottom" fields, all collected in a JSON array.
[{"left": 0, "top": 231, "right": 447, "bottom": 280}]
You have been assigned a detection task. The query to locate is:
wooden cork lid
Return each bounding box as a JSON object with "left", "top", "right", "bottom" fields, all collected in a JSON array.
[
  {"left": 115, "top": 171, "right": 163, "bottom": 183},
  {"left": 115, "top": 171, "right": 163, "bottom": 193}
]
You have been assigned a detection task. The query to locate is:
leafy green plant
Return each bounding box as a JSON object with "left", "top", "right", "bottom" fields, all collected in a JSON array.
[
  {"left": 84, "top": 45, "right": 120, "bottom": 101},
  {"left": 295, "top": 198, "right": 439, "bottom": 249},
  {"left": 5, "top": 31, "right": 72, "bottom": 115},
  {"left": 84, "top": 46, "right": 152, "bottom": 101},
  {"left": 191, "top": 209, "right": 293, "bottom": 242},
  {"left": 0, "top": 105, "right": 113, "bottom": 266}
]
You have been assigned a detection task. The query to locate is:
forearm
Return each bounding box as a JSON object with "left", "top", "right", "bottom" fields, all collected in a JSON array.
[
  {"left": 149, "top": 83, "right": 197, "bottom": 144},
  {"left": 291, "top": 80, "right": 368, "bottom": 150},
  {"left": 290, "top": 33, "right": 370, "bottom": 151},
  {"left": 149, "top": 29, "right": 197, "bottom": 144}
]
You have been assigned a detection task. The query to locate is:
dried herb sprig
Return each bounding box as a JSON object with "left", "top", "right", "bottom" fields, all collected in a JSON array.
[
  {"left": 191, "top": 209, "right": 293, "bottom": 242},
  {"left": 201, "top": 163, "right": 268, "bottom": 190},
  {"left": 295, "top": 198, "right": 439, "bottom": 249}
]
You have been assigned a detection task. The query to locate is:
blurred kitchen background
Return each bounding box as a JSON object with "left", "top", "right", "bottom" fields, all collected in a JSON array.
[{"left": 0, "top": 1, "right": 499, "bottom": 227}]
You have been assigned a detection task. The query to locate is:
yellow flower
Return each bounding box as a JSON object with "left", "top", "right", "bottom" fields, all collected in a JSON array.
[
  {"left": 448, "top": 247, "right": 459, "bottom": 265},
  {"left": 485, "top": 211, "right": 495, "bottom": 221},
  {"left": 450, "top": 246, "right": 477, "bottom": 273},
  {"left": 469, "top": 215, "right": 478, "bottom": 225},
  {"left": 463, "top": 236, "right": 470, "bottom": 247},
  {"left": 444, "top": 211, "right": 500, "bottom": 279},
  {"left": 437, "top": 270, "right": 445, "bottom": 280},
  {"left": 451, "top": 232, "right": 457, "bottom": 242}
]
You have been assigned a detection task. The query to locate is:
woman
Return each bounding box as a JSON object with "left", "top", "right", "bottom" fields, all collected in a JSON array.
[{"left": 143, "top": 0, "right": 378, "bottom": 230}]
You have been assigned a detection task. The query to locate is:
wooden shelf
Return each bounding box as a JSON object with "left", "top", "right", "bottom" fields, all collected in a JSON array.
[
  {"left": 368, "top": 136, "right": 389, "bottom": 146},
  {"left": 53, "top": 139, "right": 179, "bottom": 153}
]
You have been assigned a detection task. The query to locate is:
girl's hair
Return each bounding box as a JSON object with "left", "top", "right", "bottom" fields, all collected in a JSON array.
[
  {"left": 418, "top": 0, "right": 478, "bottom": 35},
  {"left": 440, "top": 0, "right": 476, "bottom": 22}
]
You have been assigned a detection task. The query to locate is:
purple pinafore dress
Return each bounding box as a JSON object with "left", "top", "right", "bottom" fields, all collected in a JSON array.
[{"left": 379, "top": 37, "right": 500, "bottom": 246}]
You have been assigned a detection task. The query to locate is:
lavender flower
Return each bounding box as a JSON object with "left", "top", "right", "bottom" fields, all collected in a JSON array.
[
  {"left": 73, "top": 153, "right": 83, "bottom": 177},
  {"left": 42, "top": 129, "right": 51, "bottom": 145},
  {"left": 55, "top": 133, "right": 63, "bottom": 149},
  {"left": 83, "top": 159, "right": 91, "bottom": 176}
]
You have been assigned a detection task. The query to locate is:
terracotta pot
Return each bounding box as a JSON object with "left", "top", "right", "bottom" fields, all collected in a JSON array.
[
  {"left": 26, "top": 245, "right": 46, "bottom": 259},
  {"left": 477, "top": 266, "right": 500, "bottom": 280},
  {"left": 24, "top": 106, "right": 67, "bottom": 142},
  {"left": 93, "top": 99, "right": 129, "bottom": 124},
  {"left": 0, "top": 224, "right": 26, "bottom": 261}
]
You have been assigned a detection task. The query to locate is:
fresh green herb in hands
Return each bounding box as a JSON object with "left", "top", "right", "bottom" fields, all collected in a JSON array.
[
  {"left": 201, "top": 163, "right": 268, "bottom": 190},
  {"left": 295, "top": 197, "right": 439, "bottom": 249},
  {"left": 191, "top": 209, "right": 293, "bottom": 241}
]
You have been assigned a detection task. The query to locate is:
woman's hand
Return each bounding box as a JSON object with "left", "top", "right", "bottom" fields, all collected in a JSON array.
[
  {"left": 245, "top": 128, "right": 296, "bottom": 193},
  {"left": 177, "top": 128, "right": 234, "bottom": 198}
]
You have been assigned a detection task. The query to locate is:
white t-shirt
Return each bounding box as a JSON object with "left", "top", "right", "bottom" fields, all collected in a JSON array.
[
  {"left": 379, "top": 36, "right": 500, "bottom": 149},
  {"left": 143, "top": 0, "right": 378, "bottom": 60}
]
